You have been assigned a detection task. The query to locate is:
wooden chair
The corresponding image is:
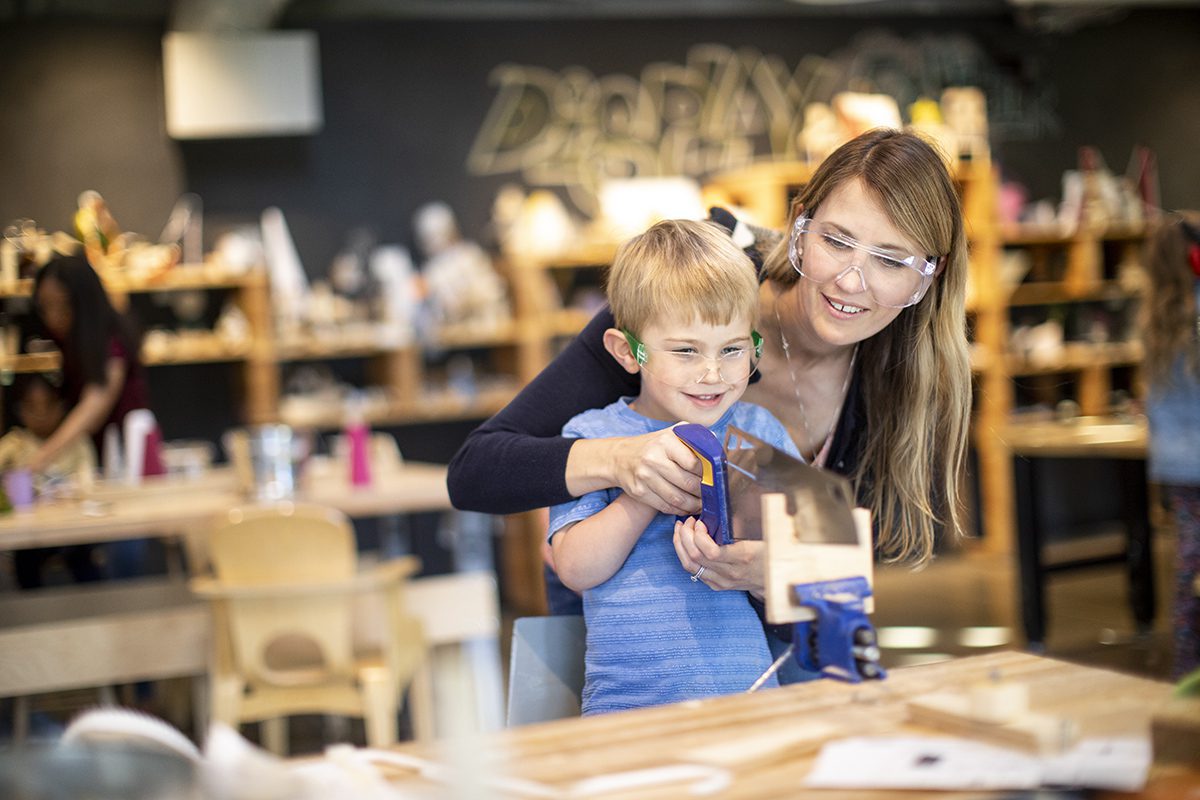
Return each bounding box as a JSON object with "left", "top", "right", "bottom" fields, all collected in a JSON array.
[{"left": 189, "top": 502, "right": 432, "bottom": 754}]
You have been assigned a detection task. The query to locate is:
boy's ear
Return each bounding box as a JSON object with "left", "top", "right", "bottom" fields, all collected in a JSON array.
[{"left": 603, "top": 328, "right": 640, "bottom": 375}]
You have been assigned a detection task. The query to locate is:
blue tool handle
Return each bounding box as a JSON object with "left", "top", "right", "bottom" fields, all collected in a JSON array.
[{"left": 673, "top": 423, "right": 733, "bottom": 545}]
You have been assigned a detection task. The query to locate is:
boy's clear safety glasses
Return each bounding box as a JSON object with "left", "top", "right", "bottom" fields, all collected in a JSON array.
[
  {"left": 788, "top": 216, "right": 939, "bottom": 309},
  {"left": 623, "top": 329, "right": 763, "bottom": 389}
]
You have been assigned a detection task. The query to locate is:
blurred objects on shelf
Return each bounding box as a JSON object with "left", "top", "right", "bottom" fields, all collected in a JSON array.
[
  {"left": 260, "top": 205, "right": 311, "bottom": 342},
  {"left": 907, "top": 97, "right": 958, "bottom": 167},
  {"left": 593, "top": 176, "right": 705, "bottom": 243},
  {"left": 940, "top": 86, "right": 990, "bottom": 164},
  {"left": 493, "top": 186, "right": 578, "bottom": 264},
  {"left": 368, "top": 243, "right": 419, "bottom": 347},
  {"left": 414, "top": 201, "right": 511, "bottom": 335},
  {"left": 1, "top": 219, "right": 77, "bottom": 284},
  {"left": 833, "top": 91, "right": 902, "bottom": 139},
  {"left": 157, "top": 192, "right": 203, "bottom": 266},
  {"left": 74, "top": 190, "right": 181, "bottom": 282},
  {"left": 799, "top": 102, "right": 843, "bottom": 164},
  {"left": 212, "top": 225, "right": 263, "bottom": 276},
  {"left": 1059, "top": 147, "right": 1146, "bottom": 234}
]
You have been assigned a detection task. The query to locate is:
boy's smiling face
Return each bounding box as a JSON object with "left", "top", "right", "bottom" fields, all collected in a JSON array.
[{"left": 622, "top": 312, "right": 756, "bottom": 427}]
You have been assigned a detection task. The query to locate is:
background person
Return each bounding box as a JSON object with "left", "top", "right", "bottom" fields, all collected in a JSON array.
[
  {"left": 1, "top": 372, "right": 99, "bottom": 588},
  {"left": 1141, "top": 212, "right": 1200, "bottom": 678},
  {"left": 28, "top": 253, "right": 162, "bottom": 579}
]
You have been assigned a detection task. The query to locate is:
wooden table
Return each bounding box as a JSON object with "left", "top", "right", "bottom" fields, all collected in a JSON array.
[
  {"left": 0, "top": 461, "right": 452, "bottom": 552},
  {"left": 377, "top": 651, "right": 1190, "bottom": 799},
  {"left": 1001, "top": 418, "right": 1153, "bottom": 648}
]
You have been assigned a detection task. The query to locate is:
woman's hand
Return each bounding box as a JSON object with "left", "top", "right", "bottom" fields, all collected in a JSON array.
[
  {"left": 673, "top": 517, "right": 766, "bottom": 598},
  {"left": 567, "top": 424, "right": 703, "bottom": 516}
]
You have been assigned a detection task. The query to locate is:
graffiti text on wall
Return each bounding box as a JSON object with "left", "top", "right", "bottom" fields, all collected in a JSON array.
[{"left": 467, "top": 31, "right": 1056, "bottom": 214}]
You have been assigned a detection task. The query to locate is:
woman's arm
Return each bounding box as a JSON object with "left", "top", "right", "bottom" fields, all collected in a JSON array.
[
  {"left": 447, "top": 308, "right": 633, "bottom": 513},
  {"left": 28, "top": 356, "right": 125, "bottom": 473},
  {"left": 550, "top": 493, "right": 658, "bottom": 592},
  {"left": 447, "top": 309, "right": 703, "bottom": 516}
]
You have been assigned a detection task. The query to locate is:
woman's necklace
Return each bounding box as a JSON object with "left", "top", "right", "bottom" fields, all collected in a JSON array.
[{"left": 772, "top": 300, "right": 858, "bottom": 467}]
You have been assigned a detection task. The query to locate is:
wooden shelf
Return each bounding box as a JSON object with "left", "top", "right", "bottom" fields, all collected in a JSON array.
[
  {"left": 1000, "top": 222, "right": 1146, "bottom": 246},
  {"left": 104, "top": 264, "right": 258, "bottom": 294},
  {"left": 432, "top": 319, "right": 521, "bottom": 349},
  {"left": 0, "top": 351, "right": 61, "bottom": 373},
  {"left": 1009, "top": 279, "right": 1140, "bottom": 306},
  {"left": 999, "top": 415, "right": 1147, "bottom": 459},
  {"left": 0, "top": 279, "right": 34, "bottom": 298},
  {"left": 141, "top": 332, "right": 252, "bottom": 366},
  {"left": 275, "top": 336, "right": 401, "bottom": 362},
  {"left": 1006, "top": 340, "right": 1143, "bottom": 375},
  {"left": 278, "top": 383, "right": 519, "bottom": 430}
]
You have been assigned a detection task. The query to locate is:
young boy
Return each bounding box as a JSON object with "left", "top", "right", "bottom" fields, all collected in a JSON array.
[
  {"left": 0, "top": 373, "right": 97, "bottom": 489},
  {"left": 1, "top": 373, "right": 99, "bottom": 588},
  {"left": 548, "top": 219, "right": 801, "bottom": 715}
]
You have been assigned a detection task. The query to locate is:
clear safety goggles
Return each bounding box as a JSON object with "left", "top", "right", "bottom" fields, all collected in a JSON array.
[
  {"left": 788, "top": 216, "right": 938, "bottom": 309},
  {"left": 623, "top": 329, "right": 763, "bottom": 389}
]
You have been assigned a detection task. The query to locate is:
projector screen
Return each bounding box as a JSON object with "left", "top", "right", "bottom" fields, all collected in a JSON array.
[{"left": 163, "top": 31, "right": 323, "bottom": 139}]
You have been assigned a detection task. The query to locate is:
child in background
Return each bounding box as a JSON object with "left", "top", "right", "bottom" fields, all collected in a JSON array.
[
  {"left": 1142, "top": 212, "right": 1200, "bottom": 679},
  {"left": 1, "top": 373, "right": 99, "bottom": 587},
  {"left": 548, "top": 219, "right": 801, "bottom": 715}
]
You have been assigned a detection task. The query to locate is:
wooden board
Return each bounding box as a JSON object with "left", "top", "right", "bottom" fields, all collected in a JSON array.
[{"left": 762, "top": 493, "right": 875, "bottom": 625}]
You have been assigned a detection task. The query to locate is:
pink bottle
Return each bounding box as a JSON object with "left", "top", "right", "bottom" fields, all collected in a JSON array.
[{"left": 345, "top": 395, "right": 373, "bottom": 487}]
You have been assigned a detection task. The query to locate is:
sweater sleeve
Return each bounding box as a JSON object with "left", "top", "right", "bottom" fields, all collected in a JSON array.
[{"left": 446, "top": 307, "right": 639, "bottom": 514}]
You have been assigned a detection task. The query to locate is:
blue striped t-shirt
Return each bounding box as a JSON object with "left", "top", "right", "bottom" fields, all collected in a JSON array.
[{"left": 549, "top": 398, "right": 801, "bottom": 715}]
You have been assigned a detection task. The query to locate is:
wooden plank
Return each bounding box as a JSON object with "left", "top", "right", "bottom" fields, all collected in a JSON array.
[{"left": 762, "top": 494, "right": 875, "bottom": 626}]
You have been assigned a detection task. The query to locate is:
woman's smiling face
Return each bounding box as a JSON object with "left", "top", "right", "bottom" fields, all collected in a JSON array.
[{"left": 787, "top": 177, "right": 918, "bottom": 351}]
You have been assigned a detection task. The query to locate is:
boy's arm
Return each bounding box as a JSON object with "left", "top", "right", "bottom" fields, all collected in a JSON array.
[{"left": 551, "top": 492, "right": 658, "bottom": 593}]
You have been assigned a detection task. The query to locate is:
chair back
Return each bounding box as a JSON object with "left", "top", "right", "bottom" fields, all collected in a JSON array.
[
  {"left": 505, "top": 615, "right": 585, "bottom": 726},
  {"left": 207, "top": 503, "right": 359, "bottom": 687}
]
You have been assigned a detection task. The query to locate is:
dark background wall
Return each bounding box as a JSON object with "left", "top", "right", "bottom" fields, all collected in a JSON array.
[{"left": 2, "top": 8, "right": 1199, "bottom": 466}]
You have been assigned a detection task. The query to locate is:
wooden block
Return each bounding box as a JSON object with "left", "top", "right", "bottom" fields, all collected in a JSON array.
[
  {"left": 762, "top": 494, "right": 875, "bottom": 625},
  {"left": 1151, "top": 697, "right": 1200, "bottom": 766},
  {"left": 908, "top": 687, "right": 1078, "bottom": 754}
]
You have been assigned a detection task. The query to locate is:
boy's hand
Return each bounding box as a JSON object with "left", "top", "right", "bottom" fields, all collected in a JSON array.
[{"left": 673, "top": 517, "right": 766, "bottom": 598}]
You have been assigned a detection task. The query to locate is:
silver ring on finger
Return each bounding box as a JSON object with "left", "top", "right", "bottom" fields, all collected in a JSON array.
[{"left": 690, "top": 565, "right": 706, "bottom": 582}]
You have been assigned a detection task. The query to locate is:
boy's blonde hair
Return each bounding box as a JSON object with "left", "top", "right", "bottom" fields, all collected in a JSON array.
[{"left": 606, "top": 219, "right": 759, "bottom": 334}]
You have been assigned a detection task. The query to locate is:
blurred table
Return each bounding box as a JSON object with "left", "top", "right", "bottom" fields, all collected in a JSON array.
[
  {"left": 0, "top": 461, "right": 451, "bottom": 552},
  {"left": 380, "top": 650, "right": 1190, "bottom": 799},
  {"left": 1001, "top": 418, "right": 1152, "bottom": 649}
]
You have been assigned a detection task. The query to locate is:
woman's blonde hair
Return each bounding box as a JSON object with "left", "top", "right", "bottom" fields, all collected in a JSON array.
[
  {"left": 762, "top": 128, "right": 972, "bottom": 565},
  {"left": 607, "top": 218, "right": 760, "bottom": 334},
  {"left": 1141, "top": 212, "right": 1200, "bottom": 382}
]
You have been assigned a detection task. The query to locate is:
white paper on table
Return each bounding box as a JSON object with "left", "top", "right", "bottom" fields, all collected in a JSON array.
[
  {"left": 1040, "top": 737, "right": 1152, "bottom": 793},
  {"left": 804, "top": 735, "right": 1150, "bottom": 792}
]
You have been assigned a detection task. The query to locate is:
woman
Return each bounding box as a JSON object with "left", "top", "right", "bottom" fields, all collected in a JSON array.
[
  {"left": 1141, "top": 213, "right": 1200, "bottom": 678},
  {"left": 19, "top": 253, "right": 159, "bottom": 585},
  {"left": 448, "top": 129, "right": 972, "bottom": 624},
  {"left": 28, "top": 253, "right": 152, "bottom": 473}
]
